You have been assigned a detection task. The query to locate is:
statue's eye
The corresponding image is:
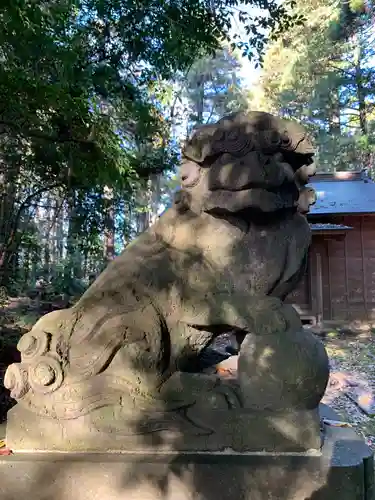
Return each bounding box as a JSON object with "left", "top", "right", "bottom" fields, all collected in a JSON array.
[{"left": 180, "top": 161, "right": 201, "bottom": 187}]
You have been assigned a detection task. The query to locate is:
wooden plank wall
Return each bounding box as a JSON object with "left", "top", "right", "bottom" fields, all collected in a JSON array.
[
  {"left": 341, "top": 215, "right": 375, "bottom": 321},
  {"left": 285, "top": 238, "right": 330, "bottom": 320},
  {"left": 327, "top": 216, "right": 373, "bottom": 320},
  {"left": 285, "top": 263, "right": 311, "bottom": 314},
  {"left": 325, "top": 227, "right": 348, "bottom": 320},
  {"left": 310, "top": 239, "right": 331, "bottom": 321},
  {"left": 287, "top": 215, "right": 375, "bottom": 321}
]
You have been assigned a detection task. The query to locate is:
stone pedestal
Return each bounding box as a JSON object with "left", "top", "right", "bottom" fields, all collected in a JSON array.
[
  {"left": 5, "top": 404, "right": 323, "bottom": 453},
  {"left": 0, "top": 405, "right": 373, "bottom": 500}
]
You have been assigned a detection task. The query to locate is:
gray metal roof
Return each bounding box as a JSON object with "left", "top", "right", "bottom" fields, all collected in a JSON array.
[
  {"left": 308, "top": 176, "right": 375, "bottom": 215},
  {"left": 310, "top": 223, "right": 352, "bottom": 231}
]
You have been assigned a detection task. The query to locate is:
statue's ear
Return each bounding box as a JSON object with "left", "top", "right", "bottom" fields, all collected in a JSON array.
[
  {"left": 180, "top": 160, "right": 201, "bottom": 187},
  {"left": 295, "top": 161, "right": 316, "bottom": 184},
  {"left": 173, "top": 189, "right": 191, "bottom": 213},
  {"left": 297, "top": 187, "right": 317, "bottom": 214}
]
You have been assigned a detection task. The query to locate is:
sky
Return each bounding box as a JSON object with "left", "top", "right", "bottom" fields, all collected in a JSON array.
[
  {"left": 157, "top": 5, "right": 266, "bottom": 216},
  {"left": 230, "top": 3, "right": 270, "bottom": 88},
  {"left": 238, "top": 55, "right": 260, "bottom": 88}
]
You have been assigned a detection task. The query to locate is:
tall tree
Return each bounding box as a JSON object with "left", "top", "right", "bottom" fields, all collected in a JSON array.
[
  {"left": 0, "top": 0, "right": 302, "bottom": 290},
  {"left": 251, "top": 0, "right": 375, "bottom": 172},
  {"left": 183, "top": 46, "right": 251, "bottom": 135}
]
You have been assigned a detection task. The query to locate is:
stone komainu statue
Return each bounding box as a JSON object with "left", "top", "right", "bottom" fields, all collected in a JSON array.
[{"left": 5, "top": 111, "right": 329, "bottom": 452}]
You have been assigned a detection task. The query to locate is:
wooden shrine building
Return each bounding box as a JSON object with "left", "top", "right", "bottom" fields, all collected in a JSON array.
[{"left": 286, "top": 170, "right": 375, "bottom": 324}]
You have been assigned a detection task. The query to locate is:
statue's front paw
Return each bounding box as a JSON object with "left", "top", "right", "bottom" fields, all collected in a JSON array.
[
  {"left": 17, "top": 330, "right": 50, "bottom": 360},
  {"left": 238, "top": 303, "right": 329, "bottom": 410},
  {"left": 250, "top": 296, "right": 287, "bottom": 335},
  {"left": 4, "top": 320, "right": 66, "bottom": 403},
  {"left": 4, "top": 363, "right": 29, "bottom": 400}
]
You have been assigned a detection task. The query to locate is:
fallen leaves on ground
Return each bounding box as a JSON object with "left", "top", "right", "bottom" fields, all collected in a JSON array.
[{"left": 322, "top": 332, "right": 375, "bottom": 449}]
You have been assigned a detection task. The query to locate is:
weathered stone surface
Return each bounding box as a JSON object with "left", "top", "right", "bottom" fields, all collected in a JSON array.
[
  {"left": 1, "top": 111, "right": 373, "bottom": 497},
  {"left": 3, "top": 111, "right": 329, "bottom": 452},
  {"left": 0, "top": 406, "right": 372, "bottom": 500},
  {"left": 6, "top": 403, "right": 322, "bottom": 452}
]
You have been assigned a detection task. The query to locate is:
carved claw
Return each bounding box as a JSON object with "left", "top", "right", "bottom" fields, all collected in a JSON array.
[
  {"left": 28, "top": 355, "right": 64, "bottom": 394},
  {"left": 4, "top": 326, "right": 64, "bottom": 402},
  {"left": 17, "top": 331, "right": 50, "bottom": 361},
  {"left": 4, "top": 363, "right": 30, "bottom": 400}
]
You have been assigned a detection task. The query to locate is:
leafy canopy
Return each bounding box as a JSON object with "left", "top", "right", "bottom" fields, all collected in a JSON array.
[{"left": 0, "top": 0, "right": 301, "bottom": 191}]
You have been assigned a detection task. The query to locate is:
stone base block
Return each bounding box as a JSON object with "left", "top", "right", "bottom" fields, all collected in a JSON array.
[
  {"left": 0, "top": 408, "right": 373, "bottom": 500},
  {"left": 5, "top": 404, "right": 322, "bottom": 453}
]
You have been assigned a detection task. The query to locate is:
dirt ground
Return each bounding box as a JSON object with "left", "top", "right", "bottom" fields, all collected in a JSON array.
[{"left": 320, "top": 330, "right": 375, "bottom": 449}]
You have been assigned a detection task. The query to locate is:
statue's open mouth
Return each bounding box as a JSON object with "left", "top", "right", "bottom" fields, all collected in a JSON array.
[{"left": 204, "top": 184, "right": 299, "bottom": 218}]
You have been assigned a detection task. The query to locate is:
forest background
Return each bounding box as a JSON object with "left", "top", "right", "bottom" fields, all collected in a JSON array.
[{"left": 0, "top": 0, "right": 374, "bottom": 309}]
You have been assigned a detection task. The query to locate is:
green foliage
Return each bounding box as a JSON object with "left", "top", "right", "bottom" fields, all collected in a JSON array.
[
  {"left": 182, "top": 46, "right": 251, "bottom": 135},
  {"left": 251, "top": 0, "right": 375, "bottom": 172},
  {"left": 0, "top": 0, "right": 166, "bottom": 192},
  {"left": 0, "top": 0, "right": 301, "bottom": 194},
  {"left": 0, "top": 0, "right": 301, "bottom": 295},
  {"left": 14, "top": 311, "right": 43, "bottom": 330},
  {"left": 0, "top": 287, "right": 8, "bottom": 310},
  {"left": 349, "top": 0, "right": 367, "bottom": 13},
  {"left": 0, "top": 0, "right": 300, "bottom": 187}
]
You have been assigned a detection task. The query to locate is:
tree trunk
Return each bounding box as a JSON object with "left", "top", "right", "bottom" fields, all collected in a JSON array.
[
  {"left": 103, "top": 186, "right": 115, "bottom": 262},
  {"left": 353, "top": 34, "right": 369, "bottom": 171},
  {"left": 135, "top": 179, "right": 152, "bottom": 235},
  {"left": 0, "top": 157, "right": 20, "bottom": 287},
  {"left": 328, "top": 89, "right": 341, "bottom": 135},
  {"left": 64, "top": 190, "right": 83, "bottom": 282},
  {"left": 196, "top": 76, "right": 205, "bottom": 125},
  {"left": 150, "top": 174, "right": 161, "bottom": 226}
]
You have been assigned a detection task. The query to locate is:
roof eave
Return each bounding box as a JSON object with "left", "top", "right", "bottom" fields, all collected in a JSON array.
[{"left": 308, "top": 212, "right": 375, "bottom": 217}]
